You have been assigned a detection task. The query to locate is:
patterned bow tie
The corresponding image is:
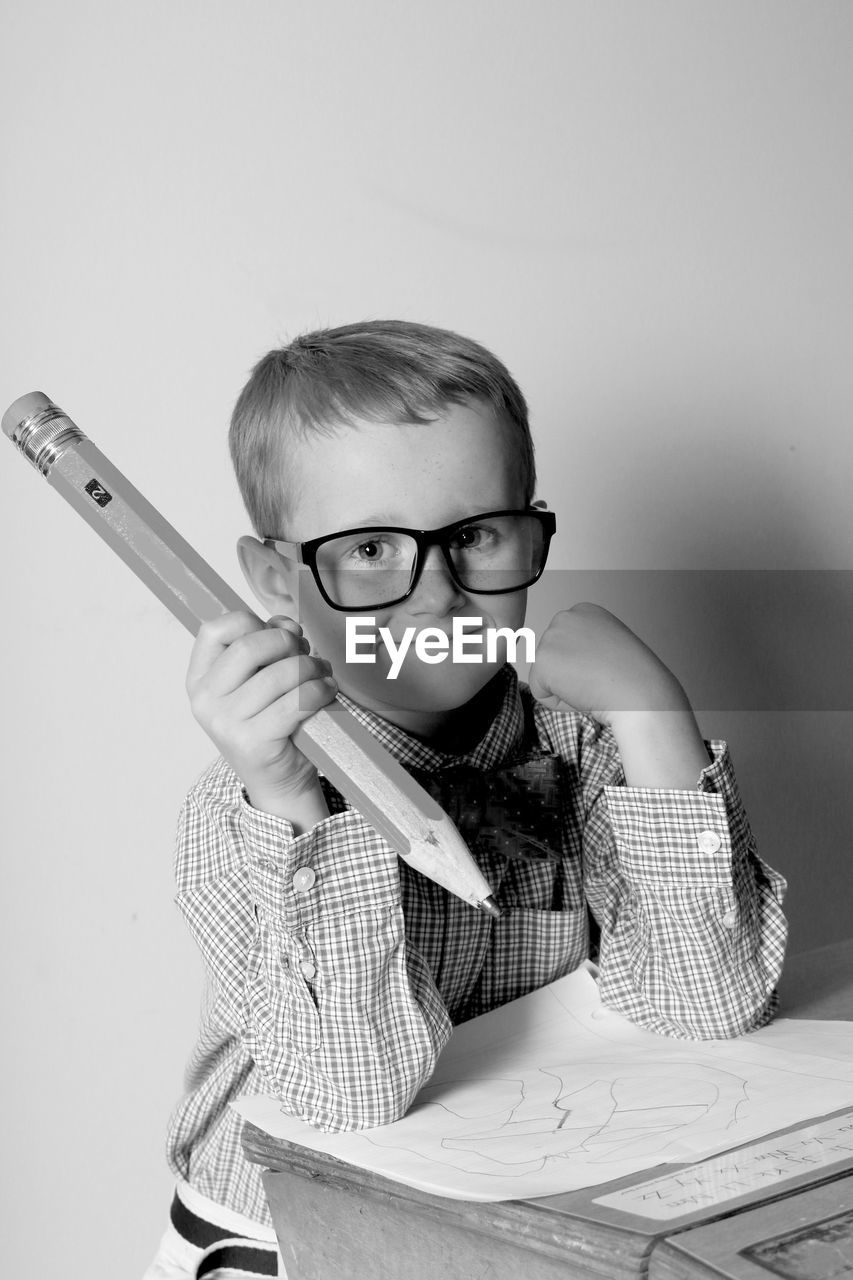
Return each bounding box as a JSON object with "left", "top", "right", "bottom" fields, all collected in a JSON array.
[{"left": 411, "top": 752, "right": 565, "bottom": 862}]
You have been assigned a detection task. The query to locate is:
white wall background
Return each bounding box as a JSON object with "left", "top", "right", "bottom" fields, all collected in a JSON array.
[{"left": 1, "top": 2, "right": 851, "bottom": 1275}]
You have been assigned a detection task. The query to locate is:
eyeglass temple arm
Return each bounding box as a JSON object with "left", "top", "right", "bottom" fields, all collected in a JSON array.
[{"left": 264, "top": 537, "right": 305, "bottom": 564}]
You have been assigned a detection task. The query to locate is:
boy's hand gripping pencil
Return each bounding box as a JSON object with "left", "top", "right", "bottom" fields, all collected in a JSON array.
[{"left": 3, "top": 392, "right": 500, "bottom": 918}]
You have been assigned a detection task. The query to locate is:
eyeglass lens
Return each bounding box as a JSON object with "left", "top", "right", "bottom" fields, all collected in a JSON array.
[{"left": 315, "top": 513, "right": 547, "bottom": 607}]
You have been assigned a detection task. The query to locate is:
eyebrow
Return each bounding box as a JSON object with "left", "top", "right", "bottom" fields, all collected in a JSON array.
[
  {"left": 276, "top": 515, "right": 401, "bottom": 543},
  {"left": 334, "top": 513, "right": 424, "bottom": 529},
  {"left": 336, "top": 511, "right": 513, "bottom": 533}
]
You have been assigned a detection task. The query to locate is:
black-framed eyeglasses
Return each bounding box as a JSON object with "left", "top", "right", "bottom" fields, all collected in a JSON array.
[{"left": 263, "top": 508, "right": 556, "bottom": 611}]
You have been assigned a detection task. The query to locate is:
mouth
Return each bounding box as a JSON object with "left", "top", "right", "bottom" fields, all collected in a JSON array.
[
  {"left": 344, "top": 615, "right": 501, "bottom": 681},
  {"left": 380, "top": 616, "right": 488, "bottom": 646}
]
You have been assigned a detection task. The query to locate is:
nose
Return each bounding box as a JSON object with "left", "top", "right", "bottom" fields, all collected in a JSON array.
[{"left": 407, "top": 542, "right": 465, "bottom": 614}]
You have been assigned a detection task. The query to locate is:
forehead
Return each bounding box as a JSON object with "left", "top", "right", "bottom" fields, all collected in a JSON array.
[{"left": 280, "top": 401, "right": 526, "bottom": 539}]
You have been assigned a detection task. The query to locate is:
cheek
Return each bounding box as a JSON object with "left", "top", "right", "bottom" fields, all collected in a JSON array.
[
  {"left": 481, "top": 592, "right": 531, "bottom": 667},
  {"left": 300, "top": 605, "right": 392, "bottom": 688},
  {"left": 309, "top": 621, "right": 349, "bottom": 667},
  {"left": 478, "top": 589, "right": 529, "bottom": 635}
]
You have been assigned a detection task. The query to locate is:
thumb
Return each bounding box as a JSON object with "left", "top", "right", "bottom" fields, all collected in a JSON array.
[
  {"left": 528, "top": 665, "right": 581, "bottom": 714},
  {"left": 528, "top": 665, "right": 558, "bottom": 708}
]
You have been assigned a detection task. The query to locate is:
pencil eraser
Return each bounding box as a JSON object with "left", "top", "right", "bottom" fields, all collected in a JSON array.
[{"left": 2, "top": 391, "right": 53, "bottom": 440}]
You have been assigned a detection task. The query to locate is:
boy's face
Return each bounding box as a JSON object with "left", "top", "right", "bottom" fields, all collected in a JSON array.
[{"left": 270, "top": 400, "right": 530, "bottom": 738}]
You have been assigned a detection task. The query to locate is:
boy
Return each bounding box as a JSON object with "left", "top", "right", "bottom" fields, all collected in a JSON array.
[{"left": 148, "top": 320, "right": 787, "bottom": 1276}]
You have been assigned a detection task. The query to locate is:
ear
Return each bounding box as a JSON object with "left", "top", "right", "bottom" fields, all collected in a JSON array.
[
  {"left": 236, "top": 535, "right": 298, "bottom": 617},
  {"left": 531, "top": 498, "right": 549, "bottom": 510}
]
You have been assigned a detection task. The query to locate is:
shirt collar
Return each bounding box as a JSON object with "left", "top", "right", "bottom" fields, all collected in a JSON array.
[{"left": 335, "top": 665, "right": 528, "bottom": 775}]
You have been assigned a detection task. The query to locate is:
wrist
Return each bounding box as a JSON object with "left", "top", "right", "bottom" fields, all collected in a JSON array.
[
  {"left": 608, "top": 708, "right": 711, "bottom": 790},
  {"left": 246, "top": 777, "right": 330, "bottom": 834}
]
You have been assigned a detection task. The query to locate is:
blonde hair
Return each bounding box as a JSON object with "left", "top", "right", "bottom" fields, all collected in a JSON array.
[{"left": 228, "top": 319, "right": 535, "bottom": 536}]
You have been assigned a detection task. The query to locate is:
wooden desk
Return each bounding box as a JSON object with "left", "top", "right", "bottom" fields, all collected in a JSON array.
[{"left": 243, "top": 940, "right": 853, "bottom": 1280}]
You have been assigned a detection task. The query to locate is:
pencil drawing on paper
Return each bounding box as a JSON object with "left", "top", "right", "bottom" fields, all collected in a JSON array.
[
  {"left": 365, "top": 1061, "right": 750, "bottom": 1179},
  {"left": 233, "top": 968, "right": 853, "bottom": 1200}
]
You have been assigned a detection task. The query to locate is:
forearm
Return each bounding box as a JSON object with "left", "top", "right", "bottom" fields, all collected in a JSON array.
[
  {"left": 596, "top": 862, "right": 787, "bottom": 1038},
  {"left": 608, "top": 707, "right": 711, "bottom": 790},
  {"left": 584, "top": 740, "right": 788, "bottom": 1038},
  {"left": 176, "top": 761, "right": 452, "bottom": 1130},
  {"left": 245, "top": 804, "right": 450, "bottom": 1129}
]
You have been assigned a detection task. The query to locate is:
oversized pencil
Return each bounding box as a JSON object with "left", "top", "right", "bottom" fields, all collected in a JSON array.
[{"left": 3, "top": 392, "right": 500, "bottom": 917}]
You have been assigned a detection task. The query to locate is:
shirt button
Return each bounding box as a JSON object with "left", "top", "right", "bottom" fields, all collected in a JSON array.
[
  {"left": 721, "top": 908, "right": 737, "bottom": 929},
  {"left": 697, "top": 830, "right": 722, "bottom": 855},
  {"left": 300, "top": 960, "right": 316, "bottom": 981},
  {"left": 292, "top": 866, "right": 316, "bottom": 894}
]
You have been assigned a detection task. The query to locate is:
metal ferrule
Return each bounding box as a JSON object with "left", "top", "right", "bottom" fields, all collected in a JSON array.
[{"left": 8, "top": 403, "right": 86, "bottom": 476}]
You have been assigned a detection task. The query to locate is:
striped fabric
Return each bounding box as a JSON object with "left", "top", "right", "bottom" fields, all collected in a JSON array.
[
  {"left": 165, "top": 666, "right": 787, "bottom": 1226},
  {"left": 143, "top": 1184, "right": 283, "bottom": 1278}
]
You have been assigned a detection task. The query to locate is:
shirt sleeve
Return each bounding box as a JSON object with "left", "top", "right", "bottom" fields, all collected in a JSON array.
[
  {"left": 174, "top": 760, "right": 452, "bottom": 1132},
  {"left": 576, "top": 723, "right": 788, "bottom": 1039}
]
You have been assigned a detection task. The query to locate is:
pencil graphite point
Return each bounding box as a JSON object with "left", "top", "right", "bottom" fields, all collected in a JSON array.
[{"left": 480, "top": 896, "right": 502, "bottom": 919}]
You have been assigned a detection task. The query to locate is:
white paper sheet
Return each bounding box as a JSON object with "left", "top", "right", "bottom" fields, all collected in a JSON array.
[{"left": 233, "top": 968, "right": 853, "bottom": 1201}]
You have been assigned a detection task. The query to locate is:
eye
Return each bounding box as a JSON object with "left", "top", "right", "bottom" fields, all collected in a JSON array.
[
  {"left": 341, "top": 534, "right": 404, "bottom": 567},
  {"left": 450, "top": 523, "right": 492, "bottom": 551}
]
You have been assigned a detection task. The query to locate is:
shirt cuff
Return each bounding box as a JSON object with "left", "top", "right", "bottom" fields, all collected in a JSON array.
[
  {"left": 238, "top": 794, "right": 401, "bottom": 928},
  {"left": 603, "top": 739, "right": 737, "bottom": 887}
]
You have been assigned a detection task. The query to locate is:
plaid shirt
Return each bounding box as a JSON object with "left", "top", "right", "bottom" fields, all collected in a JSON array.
[{"left": 166, "top": 666, "right": 787, "bottom": 1225}]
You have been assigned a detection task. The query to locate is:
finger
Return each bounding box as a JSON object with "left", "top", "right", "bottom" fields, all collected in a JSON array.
[
  {"left": 187, "top": 610, "right": 265, "bottom": 687},
  {"left": 528, "top": 665, "right": 574, "bottom": 712},
  {"left": 527, "top": 665, "right": 551, "bottom": 703},
  {"left": 267, "top": 614, "right": 302, "bottom": 637},
  {"left": 249, "top": 673, "right": 339, "bottom": 742},
  {"left": 228, "top": 654, "right": 334, "bottom": 720},
  {"left": 194, "top": 626, "right": 310, "bottom": 699},
  {"left": 532, "top": 690, "right": 570, "bottom": 712}
]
